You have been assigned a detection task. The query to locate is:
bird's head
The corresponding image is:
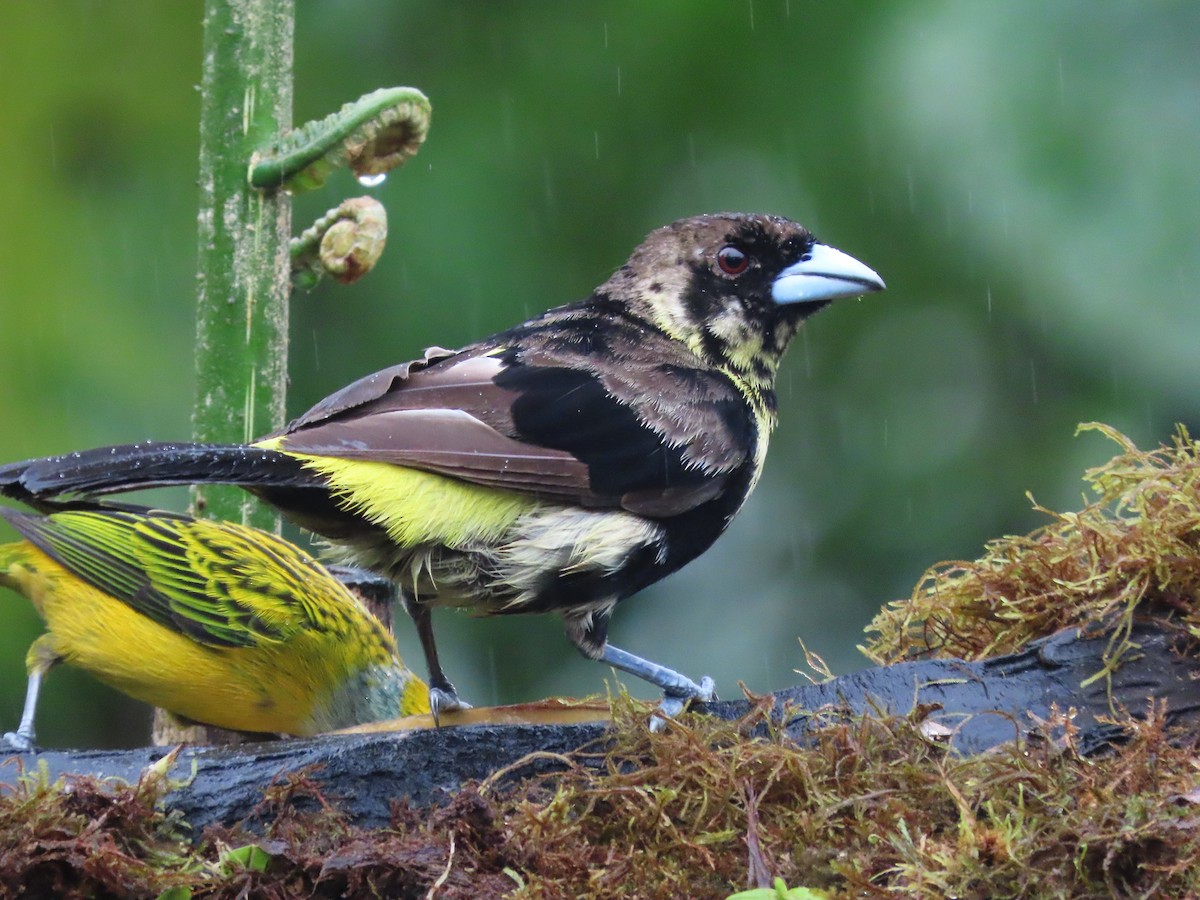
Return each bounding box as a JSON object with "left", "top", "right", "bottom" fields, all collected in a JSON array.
[{"left": 605, "top": 213, "right": 884, "bottom": 388}]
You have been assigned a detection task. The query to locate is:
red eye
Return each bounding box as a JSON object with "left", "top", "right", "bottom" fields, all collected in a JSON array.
[{"left": 716, "top": 245, "right": 749, "bottom": 276}]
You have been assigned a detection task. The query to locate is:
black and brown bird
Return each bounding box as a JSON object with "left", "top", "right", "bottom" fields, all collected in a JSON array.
[{"left": 0, "top": 213, "right": 884, "bottom": 718}]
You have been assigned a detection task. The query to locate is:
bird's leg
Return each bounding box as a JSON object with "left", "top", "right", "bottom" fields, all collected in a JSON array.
[
  {"left": 566, "top": 611, "right": 716, "bottom": 728},
  {"left": 2, "top": 669, "right": 44, "bottom": 751},
  {"left": 3, "top": 638, "right": 59, "bottom": 752},
  {"left": 402, "top": 593, "right": 470, "bottom": 723},
  {"left": 599, "top": 644, "right": 717, "bottom": 722}
]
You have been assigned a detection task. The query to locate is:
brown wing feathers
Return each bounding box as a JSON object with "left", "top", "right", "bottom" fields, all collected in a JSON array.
[{"left": 275, "top": 328, "right": 751, "bottom": 517}]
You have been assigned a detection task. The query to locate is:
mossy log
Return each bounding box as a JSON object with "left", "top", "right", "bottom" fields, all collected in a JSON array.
[{"left": 2, "top": 616, "right": 1194, "bottom": 834}]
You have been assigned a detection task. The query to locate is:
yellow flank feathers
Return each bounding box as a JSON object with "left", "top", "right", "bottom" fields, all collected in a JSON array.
[
  {"left": 0, "top": 508, "right": 430, "bottom": 745},
  {"left": 284, "top": 452, "right": 538, "bottom": 547}
]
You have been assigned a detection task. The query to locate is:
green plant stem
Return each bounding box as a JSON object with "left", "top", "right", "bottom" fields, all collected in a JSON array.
[{"left": 192, "top": 0, "right": 293, "bottom": 530}]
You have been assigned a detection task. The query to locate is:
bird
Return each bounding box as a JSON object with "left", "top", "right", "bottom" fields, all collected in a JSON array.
[
  {"left": 0, "top": 505, "right": 429, "bottom": 749},
  {"left": 0, "top": 213, "right": 885, "bottom": 720}
]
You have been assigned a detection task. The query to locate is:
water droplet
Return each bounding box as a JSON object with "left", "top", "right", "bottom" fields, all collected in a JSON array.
[{"left": 357, "top": 172, "right": 387, "bottom": 188}]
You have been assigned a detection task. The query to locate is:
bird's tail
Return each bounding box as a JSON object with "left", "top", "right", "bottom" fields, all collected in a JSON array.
[{"left": 0, "top": 442, "right": 315, "bottom": 505}]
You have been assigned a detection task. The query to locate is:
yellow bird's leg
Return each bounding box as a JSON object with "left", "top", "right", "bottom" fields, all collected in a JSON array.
[{"left": 3, "top": 635, "right": 62, "bottom": 751}]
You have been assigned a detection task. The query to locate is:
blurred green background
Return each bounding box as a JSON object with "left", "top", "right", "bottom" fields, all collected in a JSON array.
[{"left": 0, "top": 2, "right": 1196, "bottom": 748}]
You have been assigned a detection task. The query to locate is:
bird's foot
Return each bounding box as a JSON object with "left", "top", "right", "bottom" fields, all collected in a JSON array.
[
  {"left": 2, "top": 730, "right": 36, "bottom": 752},
  {"left": 595, "top": 643, "right": 717, "bottom": 731},
  {"left": 651, "top": 675, "right": 717, "bottom": 731},
  {"left": 429, "top": 684, "right": 472, "bottom": 726}
]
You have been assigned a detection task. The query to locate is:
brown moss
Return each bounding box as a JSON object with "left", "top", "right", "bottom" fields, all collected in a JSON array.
[
  {"left": 492, "top": 700, "right": 1200, "bottom": 898},
  {"left": 0, "top": 756, "right": 197, "bottom": 898},
  {"left": 2, "top": 699, "right": 1199, "bottom": 898},
  {"left": 864, "top": 424, "right": 1200, "bottom": 665}
]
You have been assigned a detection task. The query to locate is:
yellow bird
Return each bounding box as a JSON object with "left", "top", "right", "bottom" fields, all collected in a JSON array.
[{"left": 0, "top": 505, "right": 428, "bottom": 749}]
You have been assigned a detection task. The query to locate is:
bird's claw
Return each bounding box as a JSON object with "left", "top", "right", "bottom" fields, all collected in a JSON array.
[
  {"left": 650, "top": 675, "right": 717, "bottom": 731},
  {"left": 2, "top": 731, "right": 36, "bottom": 753},
  {"left": 429, "top": 685, "right": 471, "bottom": 726}
]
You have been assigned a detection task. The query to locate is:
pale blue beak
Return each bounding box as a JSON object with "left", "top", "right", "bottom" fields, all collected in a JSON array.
[{"left": 771, "top": 243, "right": 885, "bottom": 305}]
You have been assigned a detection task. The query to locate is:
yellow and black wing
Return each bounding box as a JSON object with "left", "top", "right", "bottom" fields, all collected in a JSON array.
[{"left": 2, "top": 507, "right": 331, "bottom": 649}]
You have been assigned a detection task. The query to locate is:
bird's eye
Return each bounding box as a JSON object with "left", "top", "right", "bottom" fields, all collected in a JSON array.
[{"left": 716, "top": 245, "right": 749, "bottom": 276}]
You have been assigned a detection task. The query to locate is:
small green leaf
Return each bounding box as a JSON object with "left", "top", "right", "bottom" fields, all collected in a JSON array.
[
  {"left": 219, "top": 843, "right": 273, "bottom": 873},
  {"left": 725, "top": 878, "right": 830, "bottom": 899}
]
